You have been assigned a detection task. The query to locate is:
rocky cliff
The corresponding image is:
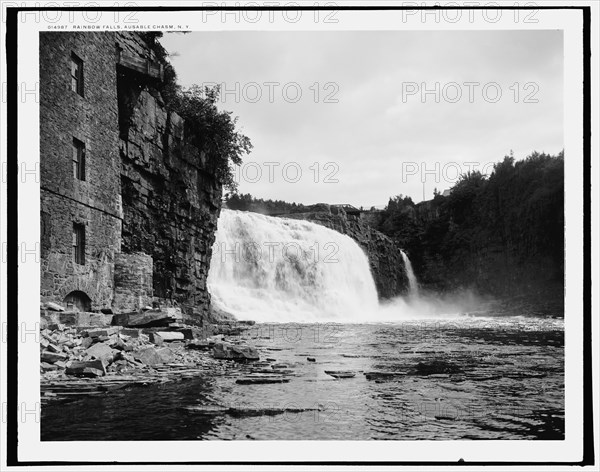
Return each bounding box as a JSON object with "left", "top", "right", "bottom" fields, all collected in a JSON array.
[
  {"left": 282, "top": 208, "right": 409, "bottom": 299},
  {"left": 118, "top": 81, "right": 222, "bottom": 320}
]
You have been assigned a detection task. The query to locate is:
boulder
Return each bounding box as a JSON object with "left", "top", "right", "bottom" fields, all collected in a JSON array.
[
  {"left": 85, "top": 343, "right": 117, "bottom": 365},
  {"left": 133, "top": 347, "right": 162, "bottom": 366},
  {"left": 86, "top": 327, "right": 119, "bottom": 338},
  {"left": 119, "top": 328, "right": 141, "bottom": 338},
  {"left": 186, "top": 340, "right": 211, "bottom": 350},
  {"left": 41, "top": 351, "right": 68, "bottom": 363},
  {"left": 66, "top": 360, "right": 106, "bottom": 377},
  {"left": 46, "top": 343, "right": 62, "bottom": 353},
  {"left": 44, "top": 302, "right": 65, "bottom": 312},
  {"left": 48, "top": 323, "right": 66, "bottom": 331},
  {"left": 156, "top": 347, "right": 176, "bottom": 363},
  {"left": 41, "top": 362, "right": 58, "bottom": 371},
  {"left": 148, "top": 332, "right": 164, "bottom": 346},
  {"left": 155, "top": 331, "right": 184, "bottom": 341},
  {"left": 133, "top": 347, "right": 175, "bottom": 366},
  {"left": 170, "top": 328, "right": 194, "bottom": 340},
  {"left": 212, "top": 342, "right": 259, "bottom": 361}
]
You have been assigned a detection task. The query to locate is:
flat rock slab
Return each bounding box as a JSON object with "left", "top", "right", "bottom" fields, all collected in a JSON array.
[
  {"left": 184, "top": 404, "right": 322, "bottom": 417},
  {"left": 412, "top": 360, "right": 463, "bottom": 375},
  {"left": 364, "top": 371, "right": 409, "bottom": 380},
  {"left": 236, "top": 377, "right": 290, "bottom": 385},
  {"left": 119, "top": 328, "right": 141, "bottom": 338},
  {"left": 212, "top": 342, "right": 260, "bottom": 361},
  {"left": 228, "top": 405, "right": 321, "bottom": 417},
  {"left": 112, "top": 310, "right": 176, "bottom": 328},
  {"left": 182, "top": 405, "right": 230, "bottom": 415},
  {"left": 156, "top": 331, "right": 185, "bottom": 341},
  {"left": 86, "top": 327, "right": 120, "bottom": 338},
  {"left": 43, "top": 302, "right": 65, "bottom": 312},
  {"left": 41, "top": 351, "right": 68, "bottom": 364},
  {"left": 66, "top": 360, "right": 107, "bottom": 377},
  {"left": 186, "top": 340, "right": 211, "bottom": 350},
  {"left": 324, "top": 370, "right": 356, "bottom": 379}
]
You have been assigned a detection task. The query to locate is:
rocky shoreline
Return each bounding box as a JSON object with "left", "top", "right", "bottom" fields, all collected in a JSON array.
[{"left": 39, "top": 305, "right": 278, "bottom": 405}]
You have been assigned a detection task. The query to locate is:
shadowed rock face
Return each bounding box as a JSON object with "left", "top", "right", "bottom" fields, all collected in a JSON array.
[
  {"left": 281, "top": 209, "right": 409, "bottom": 299},
  {"left": 118, "top": 85, "right": 223, "bottom": 321}
]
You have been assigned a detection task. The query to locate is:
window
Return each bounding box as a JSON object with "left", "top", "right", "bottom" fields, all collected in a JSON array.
[
  {"left": 70, "top": 53, "right": 84, "bottom": 96},
  {"left": 72, "top": 138, "right": 85, "bottom": 181},
  {"left": 72, "top": 223, "right": 85, "bottom": 265}
]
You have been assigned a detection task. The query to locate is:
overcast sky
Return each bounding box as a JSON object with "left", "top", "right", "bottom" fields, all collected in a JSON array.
[{"left": 161, "top": 30, "right": 563, "bottom": 207}]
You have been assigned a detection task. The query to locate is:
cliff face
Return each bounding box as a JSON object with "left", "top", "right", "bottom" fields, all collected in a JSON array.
[
  {"left": 118, "top": 86, "right": 222, "bottom": 319},
  {"left": 282, "top": 209, "right": 409, "bottom": 299},
  {"left": 117, "top": 67, "right": 222, "bottom": 319}
]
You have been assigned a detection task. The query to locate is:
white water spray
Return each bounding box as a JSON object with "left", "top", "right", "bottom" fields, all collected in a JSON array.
[
  {"left": 400, "top": 250, "right": 420, "bottom": 298},
  {"left": 207, "top": 210, "right": 379, "bottom": 322},
  {"left": 208, "top": 210, "right": 486, "bottom": 323}
]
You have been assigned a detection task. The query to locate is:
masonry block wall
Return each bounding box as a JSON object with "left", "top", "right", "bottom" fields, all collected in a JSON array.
[
  {"left": 40, "top": 32, "right": 122, "bottom": 310},
  {"left": 112, "top": 252, "right": 154, "bottom": 313},
  {"left": 40, "top": 32, "right": 224, "bottom": 318}
]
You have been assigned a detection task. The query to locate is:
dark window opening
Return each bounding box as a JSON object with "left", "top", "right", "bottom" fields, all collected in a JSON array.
[
  {"left": 71, "top": 52, "right": 84, "bottom": 96},
  {"left": 72, "top": 137, "right": 85, "bottom": 181},
  {"left": 73, "top": 223, "right": 85, "bottom": 265}
]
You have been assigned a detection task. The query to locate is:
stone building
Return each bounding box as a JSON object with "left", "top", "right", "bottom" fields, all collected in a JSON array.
[{"left": 40, "top": 32, "right": 222, "bottom": 320}]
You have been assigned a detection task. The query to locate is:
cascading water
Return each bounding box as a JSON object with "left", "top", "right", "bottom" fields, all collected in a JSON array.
[
  {"left": 400, "top": 250, "right": 420, "bottom": 298},
  {"left": 207, "top": 209, "right": 379, "bottom": 322}
]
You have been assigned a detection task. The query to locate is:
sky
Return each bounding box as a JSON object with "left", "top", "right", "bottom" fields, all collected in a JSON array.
[{"left": 161, "top": 30, "right": 563, "bottom": 207}]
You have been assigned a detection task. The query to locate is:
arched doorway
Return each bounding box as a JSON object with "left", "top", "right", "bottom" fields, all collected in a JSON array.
[{"left": 63, "top": 290, "right": 92, "bottom": 312}]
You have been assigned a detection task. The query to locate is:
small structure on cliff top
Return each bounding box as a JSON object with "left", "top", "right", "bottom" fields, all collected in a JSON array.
[{"left": 40, "top": 32, "right": 222, "bottom": 321}]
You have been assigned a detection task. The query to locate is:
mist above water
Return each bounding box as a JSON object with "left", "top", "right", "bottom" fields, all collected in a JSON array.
[
  {"left": 208, "top": 210, "right": 379, "bottom": 322},
  {"left": 208, "top": 210, "right": 482, "bottom": 323}
]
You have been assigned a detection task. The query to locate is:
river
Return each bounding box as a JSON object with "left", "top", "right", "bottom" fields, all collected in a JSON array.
[{"left": 42, "top": 313, "right": 563, "bottom": 440}]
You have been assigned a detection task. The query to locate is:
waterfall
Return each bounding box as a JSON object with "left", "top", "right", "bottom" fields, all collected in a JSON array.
[
  {"left": 207, "top": 209, "right": 379, "bottom": 322},
  {"left": 400, "top": 250, "right": 420, "bottom": 298}
]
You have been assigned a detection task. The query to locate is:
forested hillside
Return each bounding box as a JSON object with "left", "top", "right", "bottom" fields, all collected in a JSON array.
[{"left": 377, "top": 151, "right": 564, "bottom": 301}]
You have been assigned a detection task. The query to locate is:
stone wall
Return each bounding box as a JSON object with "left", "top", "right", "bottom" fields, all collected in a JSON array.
[
  {"left": 282, "top": 209, "right": 409, "bottom": 299},
  {"left": 40, "top": 32, "right": 122, "bottom": 310},
  {"left": 112, "top": 252, "right": 154, "bottom": 313},
  {"left": 119, "top": 85, "right": 222, "bottom": 319},
  {"left": 40, "top": 31, "right": 224, "bottom": 319}
]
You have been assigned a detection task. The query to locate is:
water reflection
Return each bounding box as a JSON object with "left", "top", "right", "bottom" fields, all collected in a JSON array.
[{"left": 42, "top": 317, "right": 564, "bottom": 441}]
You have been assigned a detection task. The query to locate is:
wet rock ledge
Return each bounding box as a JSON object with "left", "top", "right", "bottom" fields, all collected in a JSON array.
[{"left": 39, "top": 304, "right": 260, "bottom": 404}]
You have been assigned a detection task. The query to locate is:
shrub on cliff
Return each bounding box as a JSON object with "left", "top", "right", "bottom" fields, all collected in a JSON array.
[{"left": 169, "top": 85, "right": 252, "bottom": 192}]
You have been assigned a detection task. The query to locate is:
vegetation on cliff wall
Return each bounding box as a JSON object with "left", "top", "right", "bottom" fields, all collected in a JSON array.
[
  {"left": 377, "top": 151, "right": 564, "bottom": 298},
  {"left": 149, "top": 33, "right": 253, "bottom": 192},
  {"left": 169, "top": 86, "right": 253, "bottom": 192},
  {"left": 225, "top": 193, "right": 312, "bottom": 214}
]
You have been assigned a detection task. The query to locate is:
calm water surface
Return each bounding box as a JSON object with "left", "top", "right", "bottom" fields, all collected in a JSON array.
[{"left": 41, "top": 315, "right": 564, "bottom": 440}]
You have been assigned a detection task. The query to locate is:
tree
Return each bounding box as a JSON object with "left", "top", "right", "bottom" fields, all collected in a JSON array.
[{"left": 169, "top": 85, "right": 252, "bottom": 192}]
